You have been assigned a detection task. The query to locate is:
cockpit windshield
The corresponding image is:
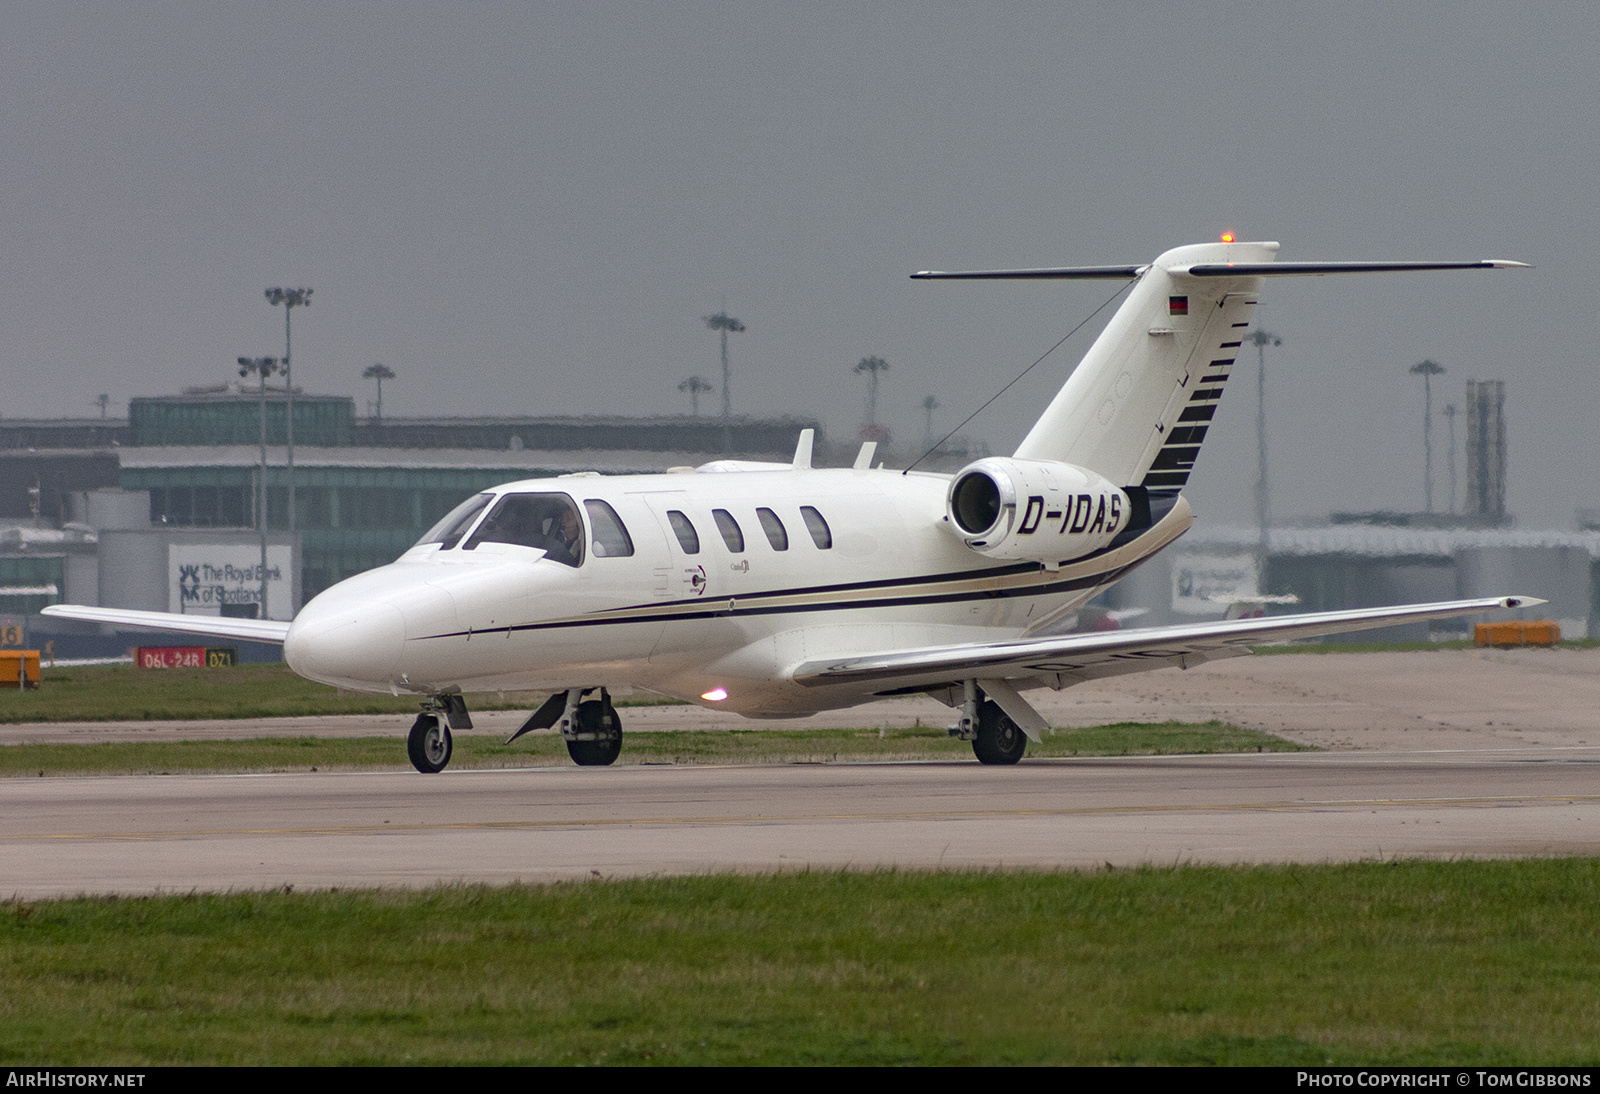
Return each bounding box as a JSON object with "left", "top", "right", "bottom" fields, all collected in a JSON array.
[
  {"left": 416, "top": 493, "right": 493, "bottom": 550},
  {"left": 463, "top": 492, "right": 585, "bottom": 567}
]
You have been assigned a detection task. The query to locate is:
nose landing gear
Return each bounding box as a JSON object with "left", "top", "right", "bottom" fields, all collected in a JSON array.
[
  {"left": 407, "top": 711, "right": 453, "bottom": 773},
  {"left": 407, "top": 695, "right": 472, "bottom": 773}
]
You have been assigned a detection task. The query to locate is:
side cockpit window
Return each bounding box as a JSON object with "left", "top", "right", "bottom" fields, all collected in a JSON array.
[
  {"left": 584, "top": 499, "right": 635, "bottom": 557},
  {"left": 417, "top": 493, "right": 492, "bottom": 550},
  {"left": 800, "top": 505, "right": 833, "bottom": 549},
  {"left": 463, "top": 493, "right": 585, "bottom": 567}
]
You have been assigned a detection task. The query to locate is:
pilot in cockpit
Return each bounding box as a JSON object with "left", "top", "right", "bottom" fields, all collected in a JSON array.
[
  {"left": 541, "top": 506, "right": 580, "bottom": 566},
  {"left": 465, "top": 494, "right": 584, "bottom": 567}
]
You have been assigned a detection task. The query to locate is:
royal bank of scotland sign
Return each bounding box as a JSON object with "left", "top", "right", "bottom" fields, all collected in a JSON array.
[{"left": 168, "top": 544, "right": 294, "bottom": 620}]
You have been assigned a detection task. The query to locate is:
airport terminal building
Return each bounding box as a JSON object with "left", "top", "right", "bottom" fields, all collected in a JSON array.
[
  {"left": 4, "top": 386, "right": 1597, "bottom": 655},
  {"left": 1, "top": 387, "right": 818, "bottom": 656}
]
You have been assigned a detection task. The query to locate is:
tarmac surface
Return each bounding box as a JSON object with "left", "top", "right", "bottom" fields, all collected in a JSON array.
[
  {"left": 2, "top": 648, "right": 1597, "bottom": 898},
  {"left": 5, "top": 647, "right": 1597, "bottom": 752}
]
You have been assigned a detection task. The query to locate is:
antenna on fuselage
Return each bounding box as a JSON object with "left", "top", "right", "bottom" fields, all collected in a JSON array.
[{"left": 791, "top": 429, "right": 814, "bottom": 470}]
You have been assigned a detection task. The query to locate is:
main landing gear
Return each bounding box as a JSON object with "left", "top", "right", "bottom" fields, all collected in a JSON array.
[
  {"left": 501, "top": 687, "right": 624, "bottom": 767},
  {"left": 565, "top": 697, "right": 623, "bottom": 766},
  {"left": 951, "top": 680, "right": 1029, "bottom": 766},
  {"left": 972, "top": 701, "right": 1027, "bottom": 765}
]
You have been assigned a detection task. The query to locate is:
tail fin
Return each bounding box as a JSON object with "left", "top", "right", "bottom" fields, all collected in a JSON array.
[
  {"left": 912, "top": 242, "right": 1527, "bottom": 493},
  {"left": 1012, "top": 240, "right": 1274, "bottom": 488}
]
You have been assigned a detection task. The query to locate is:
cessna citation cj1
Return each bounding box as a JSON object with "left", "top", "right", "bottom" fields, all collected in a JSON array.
[{"left": 46, "top": 240, "right": 1537, "bottom": 772}]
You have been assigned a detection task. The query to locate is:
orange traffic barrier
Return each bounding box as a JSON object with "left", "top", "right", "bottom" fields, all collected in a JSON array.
[
  {"left": 1475, "top": 621, "right": 1561, "bottom": 647},
  {"left": 0, "top": 649, "right": 41, "bottom": 689}
]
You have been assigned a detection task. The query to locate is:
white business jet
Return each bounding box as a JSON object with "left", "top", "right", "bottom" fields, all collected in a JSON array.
[{"left": 46, "top": 239, "right": 1536, "bottom": 772}]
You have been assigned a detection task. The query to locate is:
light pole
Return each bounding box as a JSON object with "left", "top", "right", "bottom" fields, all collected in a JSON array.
[
  {"left": 921, "top": 394, "right": 941, "bottom": 451},
  {"left": 854, "top": 355, "right": 890, "bottom": 439},
  {"left": 1247, "top": 329, "right": 1281, "bottom": 559},
  {"left": 238, "top": 356, "right": 279, "bottom": 619},
  {"left": 1409, "top": 359, "right": 1446, "bottom": 513},
  {"left": 265, "top": 287, "right": 312, "bottom": 538},
  {"left": 363, "top": 363, "right": 394, "bottom": 423},
  {"left": 703, "top": 311, "right": 745, "bottom": 453},
  {"left": 678, "top": 375, "right": 713, "bottom": 416},
  {"left": 1444, "top": 402, "right": 1458, "bottom": 515}
]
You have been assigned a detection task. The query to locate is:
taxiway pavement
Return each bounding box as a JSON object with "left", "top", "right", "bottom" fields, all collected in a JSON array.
[
  {"left": 7, "top": 647, "right": 1597, "bottom": 752},
  {"left": 4, "top": 648, "right": 1597, "bottom": 898},
  {"left": 3, "top": 747, "right": 1598, "bottom": 899}
]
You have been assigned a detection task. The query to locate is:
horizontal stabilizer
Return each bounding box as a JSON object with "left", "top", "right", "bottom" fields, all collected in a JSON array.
[
  {"left": 912, "top": 259, "right": 1529, "bottom": 281},
  {"left": 912, "top": 265, "right": 1145, "bottom": 280},
  {"left": 40, "top": 604, "right": 293, "bottom": 644},
  {"left": 1178, "top": 260, "right": 1530, "bottom": 277},
  {"left": 793, "top": 596, "right": 1542, "bottom": 690}
]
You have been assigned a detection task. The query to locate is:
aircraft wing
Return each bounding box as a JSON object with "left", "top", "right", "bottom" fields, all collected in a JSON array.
[
  {"left": 791, "top": 596, "right": 1540, "bottom": 693},
  {"left": 40, "top": 605, "right": 293, "bottom": 645}
]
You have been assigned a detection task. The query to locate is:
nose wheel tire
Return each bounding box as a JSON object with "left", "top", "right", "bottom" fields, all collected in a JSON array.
[
  {"left": 566, "top": 699, "right": 622, "bottom": 766},
  {"left": 972, "top": 700, "right": 1026, "bottom": 766},
  {"left": 408, "top": 712, "right": 453, "bottom": 773}
]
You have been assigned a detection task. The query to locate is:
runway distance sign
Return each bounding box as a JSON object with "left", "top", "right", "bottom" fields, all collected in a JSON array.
[{"left": 137, "top": 646, "right": 238, "bottom": 669}]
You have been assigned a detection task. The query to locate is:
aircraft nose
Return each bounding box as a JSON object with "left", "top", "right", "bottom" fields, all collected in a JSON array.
[{"left": 284, "top": 600, "right": 406, "bottom": 689}]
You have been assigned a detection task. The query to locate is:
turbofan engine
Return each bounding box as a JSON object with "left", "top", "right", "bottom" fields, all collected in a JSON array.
[{"left": 945, "top": 457, "right": 1129, "bottom": 564}]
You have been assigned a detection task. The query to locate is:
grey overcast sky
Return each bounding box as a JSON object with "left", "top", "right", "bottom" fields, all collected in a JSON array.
[{"left": 1, "top": 2, "right": 1594, "bottom": 528}]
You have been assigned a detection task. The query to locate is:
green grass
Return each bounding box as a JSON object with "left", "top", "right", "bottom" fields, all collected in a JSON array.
[
  {"left": 3, "top": 861, "right": 1599, "bottom": 1064},
  {"left": 0, "top": 662, "right": 680, "bottom": 724},
  {"left": 0, "top": 721, "right": 1305, "bottom": 776}
]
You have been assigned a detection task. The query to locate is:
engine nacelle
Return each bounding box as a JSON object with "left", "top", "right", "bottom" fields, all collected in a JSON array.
[{"left": 945, "top": 457, "right": 1130, "bottom": 563}]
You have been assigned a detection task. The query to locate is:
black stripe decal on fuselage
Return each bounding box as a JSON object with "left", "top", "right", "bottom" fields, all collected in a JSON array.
[
  {"left": 412, "top": 535, "right": 1163, "bottom": 642},
  {"left": 480, "top": 564, "right": 1139, "bottom": 637}
]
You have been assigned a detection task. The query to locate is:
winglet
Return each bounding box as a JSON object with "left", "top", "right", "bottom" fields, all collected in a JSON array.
[
  {"left": 792, "top": 428, "right": 814, "bottom": 470},
  {"left": 853, "top": 441, "right": 877, "bottom": 470}
]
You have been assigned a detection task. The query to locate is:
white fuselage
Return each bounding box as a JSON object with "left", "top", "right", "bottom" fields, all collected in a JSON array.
[{"left": 282, "top": 464, "right": 1190, "bottom": 717}]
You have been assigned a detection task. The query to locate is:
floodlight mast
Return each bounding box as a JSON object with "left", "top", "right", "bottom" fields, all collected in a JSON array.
[
  {"left": 1410, "top": 359, "right": 1446, "bottom": 513},
  {"left": 703, "top": 311, "right": 745, "bottom": 453},
  {"left": 265, "top": 288, "right": 312, "bottom": 566},
  {"left": 238, "top": 356, "right": 279, "bottom": 619},
  {"left": 363, "top": 363, "right": 395, "bottom": 423},
  {"left": 677, "top": 375, "right": 713, "bottom": 416},
  {"left": 853, "top": 355, "right": 890, "bottom": 439},
  {"left": 1247, "top": 328, "right": 1282, "bottom": 561}
]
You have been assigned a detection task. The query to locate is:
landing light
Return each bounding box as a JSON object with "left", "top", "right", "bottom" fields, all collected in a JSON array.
[{"left": 701, "top": 687, "right": 729, "bottom": 702}]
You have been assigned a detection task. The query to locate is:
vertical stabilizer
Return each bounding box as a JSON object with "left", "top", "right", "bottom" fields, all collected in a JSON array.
[{"left": 1013, "top": 241, "right": 1276, "bottom": 490}]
